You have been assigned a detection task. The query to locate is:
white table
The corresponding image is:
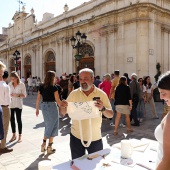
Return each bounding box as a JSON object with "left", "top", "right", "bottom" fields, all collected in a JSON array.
[{"left": 53, "top": 138, "right": 158, "bottom": 170}]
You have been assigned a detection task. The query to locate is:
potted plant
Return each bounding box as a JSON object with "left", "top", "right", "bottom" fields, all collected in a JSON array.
[{"left": 153, "top": 63, "right": 162, "bottom": 102}]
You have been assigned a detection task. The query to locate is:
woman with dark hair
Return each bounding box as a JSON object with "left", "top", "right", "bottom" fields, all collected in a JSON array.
[
  {"left": 36, "top": 71, "right": 67, "bottom": 154},
  {"left": 68, "top": 74, "right": 76, "bottom": 95},
  {"left": 155, "top": 71, "right": 170, "bottom": 169},
  {"left": 143, "top": 76, "right": 159, "bottom": 118},
  {"left": 9, "top": 71, "right": 27, "bottom": 143},
  {"left": 113, "top": 76, "right": 133, "bottom": 135}
]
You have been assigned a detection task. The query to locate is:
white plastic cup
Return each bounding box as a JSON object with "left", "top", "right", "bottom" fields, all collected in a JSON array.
[
  {"left": 121, "top": 139, "right": 133, "bottom": 159},
  {"left": 38, "top": 160, "right": 53, "bottom": 170}
]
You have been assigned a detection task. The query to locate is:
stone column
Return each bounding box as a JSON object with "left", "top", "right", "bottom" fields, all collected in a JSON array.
[
  {"left": 31, "top": 45, "right": 36, "bottom": 77},
  {"left": 35, "top": 45, "right": 40, "bottom": 77},
  {"left": 38, "top": 40, "right": 43, "bottom": 80},
  {"left": 99, "top": 30, "right": 107, "bottom": 75}
]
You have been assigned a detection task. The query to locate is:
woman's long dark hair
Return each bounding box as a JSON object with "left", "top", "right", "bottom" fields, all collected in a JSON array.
[
  {"left": 44, "top": 71, "right": 55, "bottom": 88},
  {"left": 70, "top": 75, "right": 75, "bottom": 84},
  {"left": 143, "top": 76, "right": 152, "bottom": 89},
  {"left": 119, "top": 76, "right": 127, "bottom": 85},
  {"left": 158, "top": 71, "right": 170, "bottom": 90}
]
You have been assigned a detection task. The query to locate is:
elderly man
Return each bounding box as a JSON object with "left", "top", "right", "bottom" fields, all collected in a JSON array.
[
  {"left": 61, "top": 68, "right": 113, "bottom": 159},
  {"left": 0, "top": 62, "right": 12, "bottom": 153},
  {"left": 129, "top": 73, "right": 140, "bottom": 126}
]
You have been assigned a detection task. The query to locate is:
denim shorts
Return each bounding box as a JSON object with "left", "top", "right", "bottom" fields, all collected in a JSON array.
[{"left": 41, "top": 102, "right": 59, "bottom": 138}]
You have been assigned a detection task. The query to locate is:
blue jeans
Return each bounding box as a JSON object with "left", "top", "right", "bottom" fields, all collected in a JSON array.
[{"left": 137, "top": 99, "right": 145, "bottom": 119}]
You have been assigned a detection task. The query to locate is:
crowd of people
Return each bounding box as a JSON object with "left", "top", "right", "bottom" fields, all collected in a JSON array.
[{"left": 0, "top": 60, "right": 170, "bottom": 169}]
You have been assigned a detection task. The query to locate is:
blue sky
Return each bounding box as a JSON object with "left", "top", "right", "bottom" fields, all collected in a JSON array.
[{"left": 0, "top": 0, "right": 90, "bottom": 34}]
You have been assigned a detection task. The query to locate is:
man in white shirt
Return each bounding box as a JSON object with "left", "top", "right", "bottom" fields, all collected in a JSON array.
[
  {"left": 27, "top": 75, "right": 34, "bottom": 95},
  {"left": 0, "top": 63, "right": 13, "bottom": 153},
  {"left": 21, "top": 77, "right": 25, "bottom": 84}
]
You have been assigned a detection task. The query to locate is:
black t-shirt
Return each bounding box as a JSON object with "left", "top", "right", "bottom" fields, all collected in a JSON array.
[
  {"left": 114, "top": 84, "right": 131, "bottom": 105},
  {"left": 39, "top": 84, "right": 58, "bottom": 102},
  {"left": 73, "top": 81, "right": 80, "bottom": 89}
]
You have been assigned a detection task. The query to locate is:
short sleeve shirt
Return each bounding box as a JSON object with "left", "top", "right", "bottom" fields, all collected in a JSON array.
[
  {"left": 27, "top": 78, "right": 33, "bottom": 86},
  {"left": 39, "top": 84, "right": 58, "bottom": 102},
  {"left": 67, "top": 86, "right": 112, "bottom": 141}
]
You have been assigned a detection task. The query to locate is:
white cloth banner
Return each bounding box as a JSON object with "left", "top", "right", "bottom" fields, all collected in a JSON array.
[
  {"left": 67, "top": 101, "right": 100, "bottom": 120},
  {"left": 67, "top": 101, "right": 101, "bottom": 147}
]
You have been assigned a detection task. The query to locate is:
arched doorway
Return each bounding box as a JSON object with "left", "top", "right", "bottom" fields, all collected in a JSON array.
[
  {"left": 78, "top": 43, "right": 94, "bottom": 72},
  {"left": 9, "top": 59, "right": 15, "bottom": 72},
  {"left": 45, "top": 51, "right": 56, "bottom": 73},
  {"left": 24, "top": 55, "right": 31, "bottom": 79}
]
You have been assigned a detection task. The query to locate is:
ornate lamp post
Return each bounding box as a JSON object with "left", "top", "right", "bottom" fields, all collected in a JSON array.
[
  {"left": 70, "top": 31, "right": 87, "bottom": 73},
  {"left": 13, "top": 50, "right": 20, "bottom": 72}
]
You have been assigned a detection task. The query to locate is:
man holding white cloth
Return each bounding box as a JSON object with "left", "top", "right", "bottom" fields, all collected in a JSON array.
[{"left": 61, "top": 68, "right": 113, "bottom": 159}]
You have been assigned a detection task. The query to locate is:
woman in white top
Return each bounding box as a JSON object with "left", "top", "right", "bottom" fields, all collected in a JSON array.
[
  {"left": 143, "top": 76, "right": 159, "bottom": 118},
  {"left": 154, "top": 71, "right": 170, "bottom": 169},
  {"left": 9, "top": 71, "right": 26, "bottom": 143}
]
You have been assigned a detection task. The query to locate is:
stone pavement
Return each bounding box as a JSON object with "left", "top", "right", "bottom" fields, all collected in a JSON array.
[{"left": 0, "top": 93, "right": 163, "bottom": 170}]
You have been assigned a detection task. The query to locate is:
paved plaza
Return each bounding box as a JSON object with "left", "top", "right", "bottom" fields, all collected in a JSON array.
[{"left": 0, "top": 93, "right": 163, "bottom": 170}]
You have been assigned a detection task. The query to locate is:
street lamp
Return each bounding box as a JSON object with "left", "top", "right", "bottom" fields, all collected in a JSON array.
[
  {"left": 70, "top": 31, "right": 87, "bottom": 72},
  {"left": 13, "top": 50, "right": 20, "bottom": 72}
]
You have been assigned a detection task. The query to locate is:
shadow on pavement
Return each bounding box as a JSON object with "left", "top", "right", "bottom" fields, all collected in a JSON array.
[
  {"left": 25, "top": 153, "right": 51, "bottom": 170},
  {"left": 59, "top": 115, "right": 71, "bottom": 136},
  {"left": 33, "top": 122, "right": 45, "bottom": 129}
]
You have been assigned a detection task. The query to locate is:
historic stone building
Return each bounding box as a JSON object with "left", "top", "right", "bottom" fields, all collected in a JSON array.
[{"left": 0, "top": 0, "right": 170, "bottom": 80}]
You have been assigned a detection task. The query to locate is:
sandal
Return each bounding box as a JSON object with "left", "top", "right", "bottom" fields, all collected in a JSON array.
[
  {"left": 9, "top": 136, "right": 16, "bottom": 143},
  {"left": 126, "top": 129, "right": 133, "bottom": 133},
  {"left": 18, "top": 135, "right": 22, "bottom": 143},
  {"left": 113, "top": 131, "right": 118, "bottom": 136},
  {"left": 41, "top": 139, "right": 46, "bottom": 152},
  {"left": 47, "top": 143, "right": 56, "bottom": 154}
]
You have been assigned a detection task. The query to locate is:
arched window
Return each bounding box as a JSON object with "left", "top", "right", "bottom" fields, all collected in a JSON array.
[
  {"left": 45, "top": 51, "right": 56, "bottom": 73},
  {"left": 47, "top": 52, "right": 55, "bottom": 62},
  {"left": 10, "top": 59, "right": 15, "bottom": 67},
  {"left": 25, "top": 56, "right": 31, "bottom": 65},
  {"left": 79, "top": 43, "right": 94, "bottom": 57}
]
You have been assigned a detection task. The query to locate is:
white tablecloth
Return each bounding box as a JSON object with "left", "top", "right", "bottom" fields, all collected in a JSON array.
[{"left": 53, "top": 138, "right": 158, "bottom": 170}]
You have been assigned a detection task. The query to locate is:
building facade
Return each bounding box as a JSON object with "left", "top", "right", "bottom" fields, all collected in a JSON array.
[{"left": 0, "top": 0, "right": 170, "bottom": 80}]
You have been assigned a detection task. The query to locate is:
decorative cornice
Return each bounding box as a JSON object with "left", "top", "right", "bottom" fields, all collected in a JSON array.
[{"left": 161, "top": 25, "right": 170, "bottom": 33}]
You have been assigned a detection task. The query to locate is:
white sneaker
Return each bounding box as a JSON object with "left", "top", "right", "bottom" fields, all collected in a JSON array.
[
  {"left": 110, "top": 123, "right": 115, "bottom": 126},
  {"left": 120, "top": 123, "right": 126, "bottom": 128}
]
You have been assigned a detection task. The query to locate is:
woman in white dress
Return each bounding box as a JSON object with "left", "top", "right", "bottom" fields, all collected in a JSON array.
[{"left": 155, "top": 71, "right": 170, "bottom": 169}]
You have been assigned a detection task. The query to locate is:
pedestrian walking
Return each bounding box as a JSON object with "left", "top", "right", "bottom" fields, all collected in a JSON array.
[
  {"left": 129, "top": 73, "right": 140, "bottom": 126},
  {"left": 143, "top": 76, "right": 159, "bottom": 119},
  {"left": 113, "top": 76, "right": 133, "bottom": 135},
  {"left": 0, "top": 70, "right": 13, "bottom": 153},
  {"left": 35, "top": 71, "right": 67, "bottom": 154},
  {"left": 9, "top": 71, "right": 27, "bottom": 143}
]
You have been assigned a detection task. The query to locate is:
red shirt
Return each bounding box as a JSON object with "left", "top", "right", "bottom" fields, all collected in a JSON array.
[{"left": 99, "top": 80, "right": 111, "bottom": 98}]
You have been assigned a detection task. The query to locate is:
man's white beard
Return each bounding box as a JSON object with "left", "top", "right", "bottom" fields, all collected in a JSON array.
[{"left": 80, "top": 83, "right": 93, "bottom": 91}]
